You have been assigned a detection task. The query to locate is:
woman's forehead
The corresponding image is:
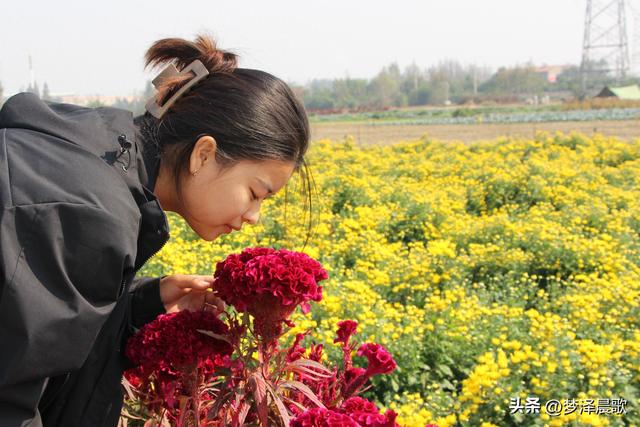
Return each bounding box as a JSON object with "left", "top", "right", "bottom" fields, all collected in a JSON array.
[
  {"left": 235, "top": 159, "right": 295, "bottom": 184},
  {"left": 241, "top": 158, "right": 294, "bottom": 172}
]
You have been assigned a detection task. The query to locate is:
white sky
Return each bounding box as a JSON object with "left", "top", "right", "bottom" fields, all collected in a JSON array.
[{"left": 0, "top": 0, "right": 589, "bottom": 97}]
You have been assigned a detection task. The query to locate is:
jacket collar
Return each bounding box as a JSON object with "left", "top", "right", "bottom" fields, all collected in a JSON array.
[
  {"left": 132, "top": 114, "right": 162, "bottom": 194},
  {"left": 127, "top": 114, "right": 171, "bottom": 270}
]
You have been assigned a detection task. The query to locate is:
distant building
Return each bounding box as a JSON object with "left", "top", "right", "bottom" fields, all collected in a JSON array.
[
  {"left": 595, "top": 84, "right": 640, "bottom": 100},
  {"left": 535, "top": 65, "right": 572, "bottom": 83}
]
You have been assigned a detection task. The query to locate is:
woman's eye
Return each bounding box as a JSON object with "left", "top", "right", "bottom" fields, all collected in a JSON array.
[{"left": 250, "top": 189, "right": 258, "bottom": 201}]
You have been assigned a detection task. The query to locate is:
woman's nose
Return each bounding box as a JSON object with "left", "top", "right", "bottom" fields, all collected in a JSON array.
[{"left": 243, "top": 205, "right": 260, "bottom": 225}]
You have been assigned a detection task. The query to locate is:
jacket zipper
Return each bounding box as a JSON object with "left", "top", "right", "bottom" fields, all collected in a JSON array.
[
  {"left": 134, "top": 232, "right": 171, "bottom": 276},
  {"left": 118, "top": 231, "right": 170, "bottom": 299}
]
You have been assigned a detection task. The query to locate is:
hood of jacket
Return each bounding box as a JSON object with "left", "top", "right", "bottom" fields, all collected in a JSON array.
[
  {"left": 0, "top": 92, "right": 161, "bottom": 205},
  {"left": 0, "top": 92, "right": 170, "bottom": 273}
]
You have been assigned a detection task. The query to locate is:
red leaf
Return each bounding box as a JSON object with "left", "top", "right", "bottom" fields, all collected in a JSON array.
[
  {"left": 284, "top": 359, "right": 334, "bottom": 381},
  {"left": 278, "top": 380, "right": 326, "bottom": 409},
  {"left": 267, "top": 384, "right": 291, "bottom": 426},
  {"left": 250, "top": 374, "right": 269, "bottom": 427},
  {"left": 231, "top": 397, "right": 250, "bottom": 427},
  {"left": 207, "top": 387, "right": 233, "bottom": 421},
  {"left": 287, "top": 359, "right": 333, "bottom": 375}
]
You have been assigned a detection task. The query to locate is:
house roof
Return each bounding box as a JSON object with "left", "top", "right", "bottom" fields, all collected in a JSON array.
[{"left": 596, "top": 84, "right": 640, "bottom": 100}]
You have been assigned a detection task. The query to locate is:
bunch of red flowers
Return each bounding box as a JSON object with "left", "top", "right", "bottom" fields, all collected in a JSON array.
[
  {"left": 291, "top": 396, "right": 398, "bottom": 427},
  {"left": 284, "top": 319, "right": 401, "bottom": 426},
  {"left": 124, "top": 309, "right": 239, "bottom": 418},
  {"left": 122, "top": 247, "right": 437, "bottom": 427},
  {"left": 213, "top": 247, "right": 326, "bottom": 341}
]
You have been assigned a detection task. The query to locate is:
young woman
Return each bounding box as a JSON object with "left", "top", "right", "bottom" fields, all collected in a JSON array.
[{"left": 0, "top": 34, "right": 312, "bottom": 426}]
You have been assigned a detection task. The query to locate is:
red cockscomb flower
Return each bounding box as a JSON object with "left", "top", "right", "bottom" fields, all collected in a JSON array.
[
  {"left": 341, "top": 397, "right": 379, "bottom": 414},
  {"left": 356, "top": 343, "right": 397, "bottom": 377},
  {"left": 334, "top": 320, "right": 358, "bottom": 346},
  {"left": 339, "top": 397, "right": 400, "bottom": 427},
  {"left": 344, "top": 367, "right": 366, "bottom": 385},
  {"left": 213, "top": 247, "right": 327, "bottom": 340},
  {"left": 348, "top": 410, "right": 399, "bottom": 427},
  {"left": 125, "top": 310, "right": 233, "bottom": 376},
  {"left": 290, "top": 407, "right": 360, "bottom": 427},
  {"left": 338, "top": 396, "right": 398, "bottom": 427},
  {"left": 286, "top": 332, "right": 308, "bottom": 362}
]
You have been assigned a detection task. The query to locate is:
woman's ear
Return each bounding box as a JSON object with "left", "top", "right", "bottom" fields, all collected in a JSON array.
[{"left": 189, "top": 135, "right": 217, "bottom": 175}]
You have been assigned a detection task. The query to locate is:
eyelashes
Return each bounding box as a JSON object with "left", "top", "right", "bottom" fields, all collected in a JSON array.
[{"left": 250, "top": 188, "right": 272, "bottom": 202}]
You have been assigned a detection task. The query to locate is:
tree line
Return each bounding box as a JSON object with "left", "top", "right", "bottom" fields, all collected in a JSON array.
[
  {"left": 0, "top": 59, "right": 634, "bottom": 113},
  {"left": 294, "top": 59, "right": 632, "bottom": 112}
]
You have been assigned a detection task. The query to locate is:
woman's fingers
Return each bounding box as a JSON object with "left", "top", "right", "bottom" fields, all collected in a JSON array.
[
  {"left": 190, "top": 277, "right": 213, "bottom": 291},
  {"left": 204, "top": 292, "right": 226, "bottom": 312},
  {"left": 169, "top": 274, "right": 215, "bottom": 290}
]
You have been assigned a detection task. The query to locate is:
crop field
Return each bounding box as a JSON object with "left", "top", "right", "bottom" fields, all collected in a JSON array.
[
  {"left": 310, "top": 120, "right": 640, "bottom": 146},
  {"left": 140, "top": 132, "right": 640, "bottom": 426}
]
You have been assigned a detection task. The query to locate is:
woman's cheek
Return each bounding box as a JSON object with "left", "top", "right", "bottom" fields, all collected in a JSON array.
[{"left": 226, "top": 192, "right": 250, "bottom": 219}]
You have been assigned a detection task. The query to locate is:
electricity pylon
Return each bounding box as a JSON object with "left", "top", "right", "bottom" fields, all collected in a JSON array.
[{"left": 580, "top": 0, "right": 631, "bottom": 96}]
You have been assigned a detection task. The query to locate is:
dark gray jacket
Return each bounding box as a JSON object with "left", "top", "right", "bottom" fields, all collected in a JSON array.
[{"left": 0, "top": 92, "right": 170, "bottom": 426}]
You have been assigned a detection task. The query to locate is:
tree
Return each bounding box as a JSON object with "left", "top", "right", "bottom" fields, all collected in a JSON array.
[
  {"left": 479, "top": 63, "right": 547, "bottom": 97},
  {"left": 86, "top": 99, "right": 106, "bottom": 108},
  {"left": 408, "top": 84, "right": 431, "bottom": 105},
  {"left": 556, "top": 60, "right": 619, "bottom": 98},
  {"left": 368, "top": 63, "right": 401, "bottom": 108},
  {"left": 27, "top": 82, "right": 41, "bottom": 98},
  {"left": 302, "top": 79, "right": 336, "bottom": 111},
  {"left": 333, "top": 77, "right": 368, "bottom": 109},
  {"left": 400, "top": 62, "right": 425, "bottom": 94},
  {"left": 42, "top": 82, "right": 51, "bottom": 101}
]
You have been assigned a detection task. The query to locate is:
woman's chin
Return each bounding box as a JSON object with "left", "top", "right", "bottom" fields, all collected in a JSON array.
[
  {"left": 206, "top": 229, "right": 225, "bottom": 241},
  {"left": 183, "top": 218, "right": 227, "bottom": 241},
  {"left": 204, "top": 226, "right": 233, "bottom": 241},
  {"left": 187, "top": 225, "right": 220, "bottom": 242}
]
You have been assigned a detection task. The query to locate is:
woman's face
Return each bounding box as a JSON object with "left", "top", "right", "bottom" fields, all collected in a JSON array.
[{"left": 157, "top": 136, "right": 296, "bottom": 241}]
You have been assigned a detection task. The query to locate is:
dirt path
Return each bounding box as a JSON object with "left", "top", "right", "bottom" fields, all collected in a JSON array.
[{"left": 310, "top": 120, "right": 640, "bottom": 145}]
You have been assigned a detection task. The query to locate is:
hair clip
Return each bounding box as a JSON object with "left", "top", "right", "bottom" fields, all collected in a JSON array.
[{"left": 145, "top": 59, "right": 210, "bottom": 119}]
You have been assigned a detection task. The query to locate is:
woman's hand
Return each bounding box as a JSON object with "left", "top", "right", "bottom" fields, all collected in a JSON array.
[{"left": 159, "top": 274, "right": 226, "bottom": 314}]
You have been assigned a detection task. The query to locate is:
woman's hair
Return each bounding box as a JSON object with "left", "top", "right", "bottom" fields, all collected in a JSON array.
[{"left": 137, "top": 33, "right": 316, "bottom": 248}]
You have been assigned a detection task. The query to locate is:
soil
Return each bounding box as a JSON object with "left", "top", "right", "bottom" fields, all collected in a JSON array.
[{"left": 310, "top": 120, "right": 640, "bottom": 146}]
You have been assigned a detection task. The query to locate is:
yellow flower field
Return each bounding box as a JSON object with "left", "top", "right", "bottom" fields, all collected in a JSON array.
[{"left": 140, "top": 132, "right": 639, "bottom": 426}]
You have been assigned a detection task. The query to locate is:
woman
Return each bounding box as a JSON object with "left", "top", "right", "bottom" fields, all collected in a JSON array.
[{"left": 0, "top": 34, "right": 312, "bottom": 426}]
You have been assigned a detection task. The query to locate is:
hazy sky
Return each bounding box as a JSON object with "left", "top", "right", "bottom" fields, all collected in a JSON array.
[{"left": 1, "top": 0, "right": 590, "bottom": 97}]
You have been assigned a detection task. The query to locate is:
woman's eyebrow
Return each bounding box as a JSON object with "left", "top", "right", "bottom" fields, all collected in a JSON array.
[{"left": 256, "top": 177, "right": 273, "bottom": 194}]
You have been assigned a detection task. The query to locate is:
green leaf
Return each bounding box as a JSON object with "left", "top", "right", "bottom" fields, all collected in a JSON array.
[
  {"left": 437, "top": 364, "right": 454, "bottom": 377},
  {"left": 441, "top": 379, "right": 455, "bottom": 391}
]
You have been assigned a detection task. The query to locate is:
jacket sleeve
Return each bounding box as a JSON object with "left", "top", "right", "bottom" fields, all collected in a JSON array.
[
  {"left": 0, "top": 202, "right": 137, "bottom": 427},
  {"left": 128, "top": 275, "right": 167, "bottom": 329}
]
